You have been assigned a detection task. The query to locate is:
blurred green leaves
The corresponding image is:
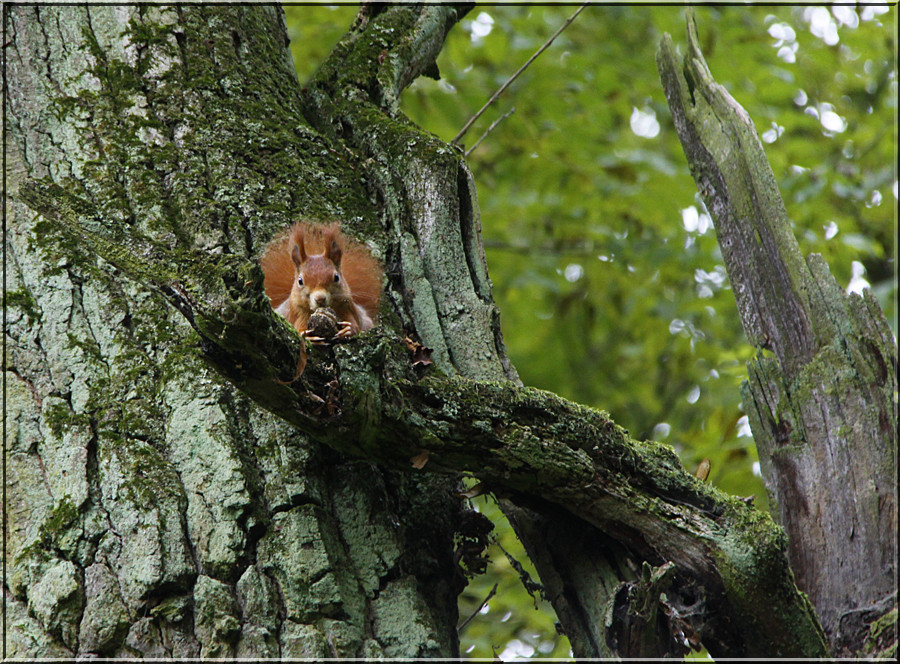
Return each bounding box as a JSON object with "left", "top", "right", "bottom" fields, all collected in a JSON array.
[
  {"left": 402, "top": 3, "right": 895, "bottom": 499},
  {"left": 284, "top": 4, "right": 896, "bottom": 659}
]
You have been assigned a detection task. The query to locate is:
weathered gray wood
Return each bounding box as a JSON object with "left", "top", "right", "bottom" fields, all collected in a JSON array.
[{"left": 657, "top": 11, "right": 896, "bottom": 656}]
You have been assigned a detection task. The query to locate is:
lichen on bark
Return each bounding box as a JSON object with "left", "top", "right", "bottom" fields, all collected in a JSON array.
[
  {"left": 7, "top": 4, "right": 466, "bottom": 658},
  {"left": 7, "top": 4, "right": 867, "bottom": 659}
]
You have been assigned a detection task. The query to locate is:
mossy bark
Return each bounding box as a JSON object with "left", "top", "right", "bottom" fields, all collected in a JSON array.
[
  {"left": 7, "top": 4, "right": 838, "bottom": 659},
  {"left": 6, "top": 5, "right": 463, "bottom": 658},
  {"left": 657, "top": 11, "right": 897, "bottom": 657}
]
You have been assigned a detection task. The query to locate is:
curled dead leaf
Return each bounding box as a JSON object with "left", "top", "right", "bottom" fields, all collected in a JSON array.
[
  {"left": 695, "top": 458, "right": 711, "bottom": 481},
  {"left": 410, "top": 450, "right": 429, "bottom": 469},
  {"left": 403, "top": 333, "right": 434, "bottom": 376},
  {"left": 457, "top": 482, "right": 485, "bottom": 499}
]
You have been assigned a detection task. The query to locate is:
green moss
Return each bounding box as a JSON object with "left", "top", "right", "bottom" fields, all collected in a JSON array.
[
  {"left": 44, "top": 6, "right": 371, "bottom": 249},
  {"left": 43, "top": 498, "right": 80, "bottom": 535},
  {"left": 864, "top": 607, "right": 897, "bottom": 658},
  {"left": 149, "top": 594, "right": 191, "bottom": 622},
  {"left": 4, "top": 289, "right": 41, "bottom": 322},
  {"left": 41, "top": 399, "right": 90, "bottom": 440},
  {"left": 713, "top": 505, "right": 827, "bottom": 656},
  {"left": 98, "top": 432, "right": 187, "bottom": 510},
  {"left": 31, "top": 498, "right": 83, "bottom": 559}
]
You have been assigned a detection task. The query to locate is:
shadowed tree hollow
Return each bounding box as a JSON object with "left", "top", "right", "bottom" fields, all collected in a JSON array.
[{"left": 4, "top": 4, "right": 896, "bottom": 659}]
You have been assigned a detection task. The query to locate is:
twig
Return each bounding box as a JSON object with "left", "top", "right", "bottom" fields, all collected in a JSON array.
[
  {"left": 465, "top": 106, "right": 516, "bottom": 157},
  {"left": 481, "top": 238, "right": 609, "bottom": 257},
  {"left": 458, "top": 583, "right": 498, "bottom": 632},
  {"left": 451, "top": 2, "right": 589, "bottom": 146},
  {"left": 497, "top": 541, "right": 543, "bottom": 606}
]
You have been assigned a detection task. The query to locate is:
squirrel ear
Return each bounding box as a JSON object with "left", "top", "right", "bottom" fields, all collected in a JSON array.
[
  {"left": 327, "top": 239, "right": 342, "bottom": 267},
  {"left": 291, "top": 225, "right": 307, "bottom": 266}
]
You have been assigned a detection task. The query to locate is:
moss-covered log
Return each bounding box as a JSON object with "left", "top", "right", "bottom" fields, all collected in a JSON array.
[{"left": 657, "top": 10, "right": 897, "bottom": 657}]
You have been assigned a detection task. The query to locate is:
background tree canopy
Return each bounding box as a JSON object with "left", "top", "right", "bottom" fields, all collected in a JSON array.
[{"left": 285, "top": 5, "right": 896, "bottom": 658}]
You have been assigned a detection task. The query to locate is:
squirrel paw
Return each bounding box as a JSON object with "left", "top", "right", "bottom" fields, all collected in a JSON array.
[
  {"left": 300, "top": 330, "right": 330, "bottom": 346},
  {"left": 335, "top": 321, "right": 355, "bottom": 339}
]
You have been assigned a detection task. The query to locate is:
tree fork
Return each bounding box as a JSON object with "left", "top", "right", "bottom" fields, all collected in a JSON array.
[
  {"left": 9, "top": 4, "right": 847, "bottom": 657},
  {"left": 19, "top": 173, "right": 829, "bottom": 657}
]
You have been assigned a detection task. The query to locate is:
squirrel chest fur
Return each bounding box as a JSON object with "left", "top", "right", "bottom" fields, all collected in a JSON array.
[{"left": 260, "top": 222, "right": 382, "bottom": 339}]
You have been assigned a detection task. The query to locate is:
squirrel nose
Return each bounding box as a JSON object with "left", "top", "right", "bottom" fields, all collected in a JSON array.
[{"left": 311, "top": 291, "right": 330, "bottom": 310}]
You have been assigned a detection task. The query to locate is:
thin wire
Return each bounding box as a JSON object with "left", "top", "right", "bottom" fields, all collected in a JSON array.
[
  {"left": 457, "top": 583, "right": 498, "bottom": 632},
  {"left": 451, "top": 2, "right": 589, "bottom": 147}
]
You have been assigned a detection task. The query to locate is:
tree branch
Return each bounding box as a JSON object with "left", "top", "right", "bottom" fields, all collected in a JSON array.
[
  {"left": 300, "top": 3, "right": 516, "bottom": 383},
  {"left": 17, "top": 175, "right": 828, "bottom": 657},
  {"left": 452, "top": 3, "right": 587, "bottom": 146}
]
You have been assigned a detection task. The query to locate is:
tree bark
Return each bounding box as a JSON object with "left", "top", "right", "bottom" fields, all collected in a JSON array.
[
  {"left": 5, "top": 5, "right": 465, "bottom": 658},
  {"left": 657, "top": 11, "right": 897, "bottom": 658},
  {"left": 5, "top": 4, "right": 845, "bottom": 659}
]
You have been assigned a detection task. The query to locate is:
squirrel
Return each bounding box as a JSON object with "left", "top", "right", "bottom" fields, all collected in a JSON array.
[{"left": 260, "top": 222, "right": 382, "bottom": 341}]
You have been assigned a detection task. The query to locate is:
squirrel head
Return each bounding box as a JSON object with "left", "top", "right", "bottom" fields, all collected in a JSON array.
[{"left": 290, "top": 225, "right": 346, "bottom": 312}]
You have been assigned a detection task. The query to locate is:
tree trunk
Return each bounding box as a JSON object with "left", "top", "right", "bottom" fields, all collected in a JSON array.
[
  {"left": 657, "top": 12, "right": 897, "bottom": 658},
  {"left": 5, "top": 4, "right": 853, "bottom": 659},
  {"left": 5, "top": 6, "right": 465, "bottom": 658}
]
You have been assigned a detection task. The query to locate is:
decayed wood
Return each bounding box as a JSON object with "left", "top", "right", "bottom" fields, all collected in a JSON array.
[{"left": 657, "top": 12, "right": 896, "bottom": 655}]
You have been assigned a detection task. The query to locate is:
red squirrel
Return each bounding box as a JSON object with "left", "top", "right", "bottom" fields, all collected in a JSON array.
[{"left": 260, "top": 222, "right": 382, "bottom": 340}]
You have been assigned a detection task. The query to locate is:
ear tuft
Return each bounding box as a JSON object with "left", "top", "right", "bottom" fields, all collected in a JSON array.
[{"left": 328, "top": 239, "right": 343, "bottom": 267}]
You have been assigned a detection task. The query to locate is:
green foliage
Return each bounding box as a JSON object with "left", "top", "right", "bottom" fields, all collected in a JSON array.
[
  {"left": 284, "top": 4, "right": 896, "bottom": 659},
  {"left": 285, "top": 5, "right": 359, "bottom": 84}
]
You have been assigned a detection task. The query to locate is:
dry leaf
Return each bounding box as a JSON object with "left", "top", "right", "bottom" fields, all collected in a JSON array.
[
  {"left": 695, "top": 457, "right": 711, "bottom": 481},
  {"left": 410, "top": 450, "right": 429, "bottom": 469},
  {"left": 457, "top": 482, "right": 485, "bottom": 499},
  {"left": 403, "top": 333, "right": 434, "bottom": 374}
]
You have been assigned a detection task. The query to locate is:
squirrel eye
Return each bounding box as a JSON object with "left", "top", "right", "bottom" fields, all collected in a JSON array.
[
  {"left": 297, "top": 276, "right": 304, "bottom": 286},
  {"left": 333, "top": 273, "right": 340, "bottom": 283}
]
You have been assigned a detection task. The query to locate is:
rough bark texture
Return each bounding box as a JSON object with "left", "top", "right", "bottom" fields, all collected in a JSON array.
[
  {"left": 5, "top": 5, "right": 846, "bottom": 659},
  {"left": 657, "top": 12, "right": 897, "bottom": 658},
  {"left": 5, "top": 6, "right": 465, "bottom": 658},
  {"left": 295, "top": 6, "right": 626, "bottom": 657}
]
